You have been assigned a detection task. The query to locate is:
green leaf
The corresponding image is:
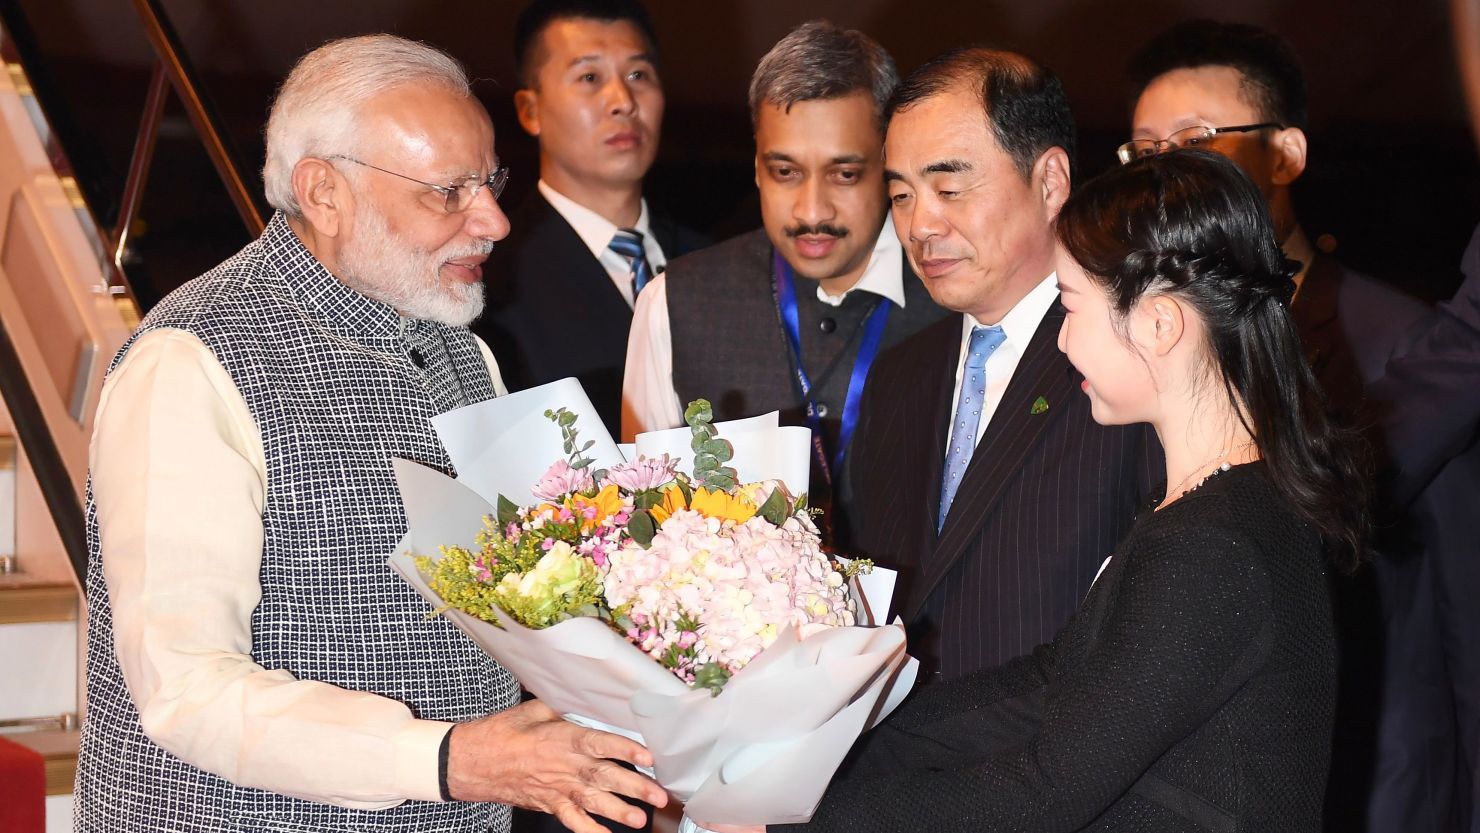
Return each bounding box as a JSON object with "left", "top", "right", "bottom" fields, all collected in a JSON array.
[
  {"left": 703, "top": 469, "right": 737, "bottom": 491},
  {"left": 683, "top": 399, "right": 714, "bottom": 426},
  {"left": 702, "top": 438, "right": 732, "bottom": 459},
  {"left": 676, "top": 479, "right": 693, "bottom": 503},
  {"left": 693, "top": 452, "right": 718, "bottom": 472},
  {"left": 794, "top": 493, "right": 809, "bottom": 512},
  {"left": 496, "top": 495, "right": 520, "bottom": 526},
  {"left": 692, "top": 661, "right": 731, "bottom": 696},
  {"left": 756, "top": 487, "right": 789, "bottom": 526},
  {"left": 627, "top": 510, "right": 657, "bottom": 548},
  {"left": 633, "top": 489, "right": 663, "bottom": 510}
]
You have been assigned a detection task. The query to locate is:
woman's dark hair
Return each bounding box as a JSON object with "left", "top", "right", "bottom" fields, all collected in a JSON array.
[{"left": 1056, "top": 150, "right": 1368, "bottom": 570}]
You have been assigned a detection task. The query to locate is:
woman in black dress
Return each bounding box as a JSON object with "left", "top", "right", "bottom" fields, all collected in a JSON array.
[{"left": 709, "top": 150, "right": 1368, "bottom": 833}]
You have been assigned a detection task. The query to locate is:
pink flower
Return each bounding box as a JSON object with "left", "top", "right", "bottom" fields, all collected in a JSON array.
[
  {"left": 532, "top": 459, "right": 595, "bottom": 502},
  {"left": 605, "top": 454, "right": 681, "bottom": 492}
]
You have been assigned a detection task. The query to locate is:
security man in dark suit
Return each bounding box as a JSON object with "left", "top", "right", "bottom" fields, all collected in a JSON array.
[
  {"left": 475, "top": 0, "right": 703, "bottom": 438},
  {"left": 846, "top": 48, "right": 1161, "bottom": 682},
  {"left": 1125, "top": 20, "right": 1480, "bottom": 833}
]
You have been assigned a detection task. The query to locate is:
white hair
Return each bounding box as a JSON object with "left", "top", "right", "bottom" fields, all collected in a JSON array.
[{"left": 262, "top": 34, "right": 471, "bottom": 217}]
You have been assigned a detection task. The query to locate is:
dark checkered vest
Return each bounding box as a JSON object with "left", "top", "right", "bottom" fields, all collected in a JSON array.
[
  {"left": 665, "top": 228, "right": 948, "bottom": 547},
  {"left": 75, "top": 213, "right": 519, "bottom": 832}
]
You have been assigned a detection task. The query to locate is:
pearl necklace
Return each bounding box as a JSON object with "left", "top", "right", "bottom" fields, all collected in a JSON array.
[{"left": 1158, "top": 440, "right": 1256, "bottom": 506}]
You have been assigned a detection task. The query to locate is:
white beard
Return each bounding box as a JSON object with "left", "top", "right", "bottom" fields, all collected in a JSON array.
[{"left": 335, "top": 202, "right": 490, "bottom": 327}]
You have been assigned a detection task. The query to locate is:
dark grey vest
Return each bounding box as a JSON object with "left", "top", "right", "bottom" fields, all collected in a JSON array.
[
  {"left": 75, "top": 214, "right": 519, "bottom": 832},
  {"left": 666, "top": 228, "right": 948, "bottom": 542}
]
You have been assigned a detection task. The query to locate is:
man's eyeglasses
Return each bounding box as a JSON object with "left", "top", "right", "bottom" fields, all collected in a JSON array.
[
  {"left": 1116, "top": 123, "right": 1284, "bottom": 165},
  {"left": 328, "top": 155, "right": 510, "bottom": 213}
]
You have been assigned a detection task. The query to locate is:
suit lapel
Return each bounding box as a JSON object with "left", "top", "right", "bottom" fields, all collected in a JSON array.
[
  {"left": 529, "top": 192, "right": 636, "bottom": 316},
  {"left": 917, "top": 316, "right": 963, "bottom": 546},
  {"left": 907, "top": 301, "right": 1077, "bottom": 618}
]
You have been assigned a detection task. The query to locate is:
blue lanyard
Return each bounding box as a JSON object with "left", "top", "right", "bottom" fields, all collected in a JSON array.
[{"left": 772, "top": 251, "right": 893, "bottom": 483}]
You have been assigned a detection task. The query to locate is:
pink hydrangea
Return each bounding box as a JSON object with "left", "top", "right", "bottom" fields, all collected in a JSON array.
[{"left": 603, "top": 508, "right": 854, "bottom": 678}]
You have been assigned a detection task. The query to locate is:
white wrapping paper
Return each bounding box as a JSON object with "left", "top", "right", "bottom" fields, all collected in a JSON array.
[{"left": 390, "top": 379, "right": 920, "bottom": 824}]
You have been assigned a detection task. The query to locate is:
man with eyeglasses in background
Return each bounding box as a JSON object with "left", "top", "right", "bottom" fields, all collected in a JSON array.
[
  {"left": 1126, "top": 20, "right": 1479, "bottom": 833},
  {"left": 74, "top": 34, "right": 665, "bottom": 833},
  {"left": 476, "top": 0, "right": 705, "bottom": 439}
]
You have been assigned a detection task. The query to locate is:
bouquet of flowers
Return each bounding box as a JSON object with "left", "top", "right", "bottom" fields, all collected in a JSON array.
[
  {"left": 417, "top": 400, "right": 863, "bottom": 695},
  {"left": 387, "top": 378, "right": 916, "bottom": 826}
]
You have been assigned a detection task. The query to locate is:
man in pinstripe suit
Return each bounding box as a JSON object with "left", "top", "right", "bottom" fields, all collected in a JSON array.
[{"left": 846, "top": 48, "right": 1160, "bottom": 681}]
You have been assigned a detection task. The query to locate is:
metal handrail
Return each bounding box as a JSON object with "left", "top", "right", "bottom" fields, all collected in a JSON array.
[
  {"left": 0, "top": 320, "right": 89, "bottom": 590},
  {"left": 129, "top": 0, "right": 263, "bottom": 238}
]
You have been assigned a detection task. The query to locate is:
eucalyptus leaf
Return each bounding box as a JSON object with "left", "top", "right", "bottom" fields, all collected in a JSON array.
[
  {"left": 627, "top": 510, "right": 656, "bottom": 548},
  {"left": 496, "top": 495, "right": 520, "bottom": 527},
  {"left": 692, "top": 661, "right": 731, "bottom": 697},
  {"left": 683, "top": 399, "right": 714, "bottom": 426},
  {"left": 756, "top": 488, "right": 789, "bottom": 526}
]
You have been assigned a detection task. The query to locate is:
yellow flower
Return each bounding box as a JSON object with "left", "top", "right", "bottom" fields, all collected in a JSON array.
[
  {"left": 647, "top": 485, "right": 690, "bottom": 525},
  {"left": 690, "top": 487, "right": 757, "bottom": 524},
  {"left": 571, "top": 484, "right": 624, "bottom": 531}
]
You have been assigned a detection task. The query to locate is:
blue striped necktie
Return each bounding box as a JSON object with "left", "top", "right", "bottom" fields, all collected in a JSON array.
[
  {"left": 938, "top": 324, "right": 1006, "bottom": 532},
  {"left": 608, "top": 228, "right": 653, "bottom": 297}
]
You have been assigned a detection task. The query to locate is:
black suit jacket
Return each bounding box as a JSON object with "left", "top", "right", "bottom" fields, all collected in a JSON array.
[
  {"left": 474, "top": 190, "right": 704, "bottom": 437},
  {"left": 1293, "top": 252, "right": 1480, "bottom": 833},
  {"left": 1372, "top": 224, "right": 1480, "bottom": 504},
  {"left": 848, "top": 303, "right": 1160, "bottom": 679}
]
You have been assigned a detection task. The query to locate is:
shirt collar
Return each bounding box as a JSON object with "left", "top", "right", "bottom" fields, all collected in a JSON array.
[
  {"left": 813, "top": 214, "right": 908, "bottom": 309},
  {"left": 963, "top": 272, "right": 1060, "bottom": 346},
  {"left": 539, "top": 179, "right": 652, "bottom": 261}
]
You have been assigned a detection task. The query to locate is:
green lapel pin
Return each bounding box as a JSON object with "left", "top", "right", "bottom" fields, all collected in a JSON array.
[{"left": 1030, "top": 396, "right": 1049, "bottom": 415}]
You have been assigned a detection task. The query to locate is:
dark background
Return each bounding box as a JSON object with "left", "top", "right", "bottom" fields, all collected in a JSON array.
[{"left": 2, "top": 0, "right": 1475, "bottom": 310}]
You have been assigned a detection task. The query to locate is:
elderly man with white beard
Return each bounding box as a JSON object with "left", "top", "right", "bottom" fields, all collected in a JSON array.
[{"left": 73, "top": 34, "right": 665, "bottom": 833}]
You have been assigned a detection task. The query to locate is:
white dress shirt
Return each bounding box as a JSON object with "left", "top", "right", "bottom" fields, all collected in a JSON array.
[
  {"left": 621, "top": 216, "right": 907, "bottom": 441},
  {"left": 91, "top": 326, "right": 506, "bottom": 809},
  {"left": 943, "top": 274, "right": 1061, "bottom": 452},
  {"left": 539, "top": 180, "right": 667, "bottom": 309}
]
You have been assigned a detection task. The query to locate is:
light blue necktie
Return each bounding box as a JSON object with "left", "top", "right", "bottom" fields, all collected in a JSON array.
[
  {"left": 938, "top": 325, "right": 1006, "bottom": 532},
  {"left": 608, "top": 228, "right": 653, "bottom": 297}
]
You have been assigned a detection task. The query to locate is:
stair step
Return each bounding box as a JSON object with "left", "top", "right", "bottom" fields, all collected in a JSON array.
[
  {"left": 5, "top": 728, "right": 77, "bottom": 795},
  {"left": 0, "top": 583, "right": 77, "bottom": 625}
]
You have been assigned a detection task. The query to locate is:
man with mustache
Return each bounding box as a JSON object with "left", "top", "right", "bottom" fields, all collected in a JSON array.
[
  {"left": 844, "top": 48, "right": 1159, "bottom": 681},
  {"left": 475, "top": 0, "right": 704, "bottom": 438},
  {"left": 74, "top": 35, "right": 664, "bottom": 833},
  {"left": 622, "top": 20, "right": 947, "bottom": 546}
]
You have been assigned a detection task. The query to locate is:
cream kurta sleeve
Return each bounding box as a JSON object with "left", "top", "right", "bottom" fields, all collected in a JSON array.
[
  {"left": 91, "top": 327, "right": 491, "bottom": 809},
  {"left": 621, "top": 272, "right": 684, "bottom": 442}
]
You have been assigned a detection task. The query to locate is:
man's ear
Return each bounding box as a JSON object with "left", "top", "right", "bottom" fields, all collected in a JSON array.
[
  {"left": 292, "top": 157, "right": 346, "bottom": 238},
  {"left": 1035, "top": 146, "right": 1072, "bottom": 222},
  {"left": 515, "top": 88, "right": 541, "bottom": 137},
  {"left": 1269, "top": 125, "right": 1307, "bottom": 187}
]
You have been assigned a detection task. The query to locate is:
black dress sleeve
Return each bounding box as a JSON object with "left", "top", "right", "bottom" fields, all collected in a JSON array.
[{"left": 777, "top": 511, "right": 1274, "bottom": 833}]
